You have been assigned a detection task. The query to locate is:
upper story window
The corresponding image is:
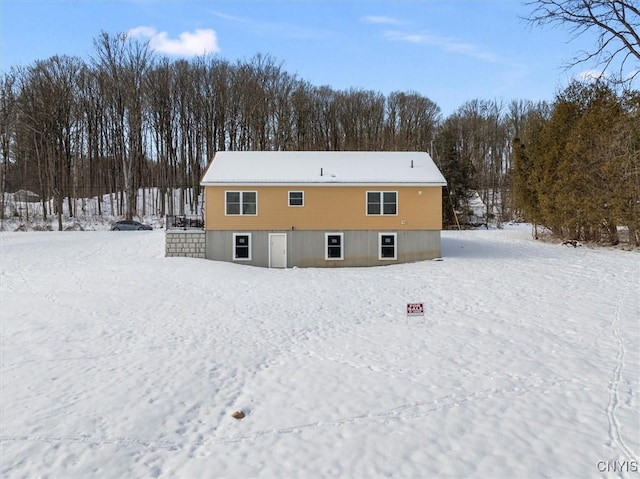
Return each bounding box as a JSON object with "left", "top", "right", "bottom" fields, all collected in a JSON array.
[
  {"left": 226, "top": 191, "right": 257, "bottom": 215},
  {"left": 288, "top": 191, "right": 304, "bottom": 207},
  {"left": 367, "top": 191, "right": 397, "bottom": 215}
]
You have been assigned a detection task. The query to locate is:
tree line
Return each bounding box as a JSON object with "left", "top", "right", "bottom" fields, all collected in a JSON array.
[
  {"left": 513, "top": 81, "right": 639, "bottom": 245},
  {"left": 0, "top": 32, "right": 445, "bottom": 229},
  {"left": 0, "top": 31, "right": 638, "bottom": 245}
]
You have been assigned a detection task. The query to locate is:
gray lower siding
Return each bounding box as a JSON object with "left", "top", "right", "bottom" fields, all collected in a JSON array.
[{"left": 205, "top": 230, "right": 441, "bottom": 268}]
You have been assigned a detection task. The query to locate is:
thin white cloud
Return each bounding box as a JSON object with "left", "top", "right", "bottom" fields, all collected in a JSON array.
[
  {"left": 209, "top": 9, "right": 334, "bottom": 41},
  {"left": 576, "top": 69, "right": 607, "bottom": 81},
  {"left": 577, "top": 68, "right": 640, "bottom": 84},
  {"left": 129, "top": 26, "right": 220, "bottom": 56},
  {"left": 362, "top": 15, "right": 401, "bottom": 25},
  {"left": 210, "top": 11, "right": 251, "bottom": 24},
  {"left": 384, "top": 30, "right": 499, "bottom": 64}
]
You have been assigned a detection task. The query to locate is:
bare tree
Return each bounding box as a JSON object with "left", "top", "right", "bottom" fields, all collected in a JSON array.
[
  {"left": 92, "top": 31, "right": 153, "bottom": 220},
  {"left": 526, "top": 0, "right": 640, "bottom": 81},
  {"left": 0, "top": 71, "right": 17, "bottom": 221},
  {"left": 13, "top": 56, "right": 83, "bottom": 229},
  {"left": 385, "top": 91, "right": 440, "bottom": 151}
]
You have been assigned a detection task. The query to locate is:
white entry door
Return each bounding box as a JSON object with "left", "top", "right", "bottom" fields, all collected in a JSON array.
[{"left": 269, "top": 233, "right": 287, "bottom": 268}]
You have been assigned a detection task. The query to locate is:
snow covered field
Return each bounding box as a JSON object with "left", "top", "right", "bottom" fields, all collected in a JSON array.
[{"left": 1, "top": 225, "right": 638, "bottom": 478}]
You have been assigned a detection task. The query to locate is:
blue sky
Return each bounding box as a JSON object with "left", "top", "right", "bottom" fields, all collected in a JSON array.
[{"left": 0, "top": 0, "right": 615, "bottom": 116}]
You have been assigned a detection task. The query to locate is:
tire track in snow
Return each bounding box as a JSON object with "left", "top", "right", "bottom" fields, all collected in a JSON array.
[
  {"left": 0, "top": 434, "right": 184, "bottom": 451},
  {"left": 205, "top": 375, "right": 578, "bottom": 447},
  {"left": 0, "top": 375, "right": 578, "bottom": 452},
  {"left": 605, "top": 283, "right": 638, "bottom": 463}
]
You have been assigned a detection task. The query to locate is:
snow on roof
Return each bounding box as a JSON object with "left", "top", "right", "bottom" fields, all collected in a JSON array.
[{"left": 201, "top": 151, "right": 447, "bottom": 186}]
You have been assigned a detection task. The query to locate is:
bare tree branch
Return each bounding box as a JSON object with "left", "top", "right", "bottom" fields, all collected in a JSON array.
[{"left": 525, "top": 0, "right": 640, "bottom": 82}]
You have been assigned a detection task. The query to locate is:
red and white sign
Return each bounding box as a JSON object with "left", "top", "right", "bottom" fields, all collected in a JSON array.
[{"left": 406, "top": 302, "right": 424, "bottom": 317}]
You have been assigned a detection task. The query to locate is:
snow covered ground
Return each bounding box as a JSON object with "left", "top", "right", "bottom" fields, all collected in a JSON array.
[{"left": 1, "top": 224, "right": 638, "bottom": 478}]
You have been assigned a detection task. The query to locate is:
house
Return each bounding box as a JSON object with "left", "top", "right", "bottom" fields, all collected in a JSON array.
[{"left": 200, "top": 151, "right": 447, "bottom": 267}]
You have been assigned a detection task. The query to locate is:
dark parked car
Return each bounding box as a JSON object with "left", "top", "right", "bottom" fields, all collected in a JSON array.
[{"left": 111, "top": 220, "right": 153, "bottom": 231}]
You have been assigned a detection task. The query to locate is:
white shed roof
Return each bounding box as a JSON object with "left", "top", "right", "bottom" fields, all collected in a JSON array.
[{"left": 201, "top": 151, "right": 447, "bottom": 186}]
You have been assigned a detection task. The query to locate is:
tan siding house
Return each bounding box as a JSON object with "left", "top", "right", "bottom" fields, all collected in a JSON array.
[{"left": 201, "top": 151, "right": 446, "bottom": 267}]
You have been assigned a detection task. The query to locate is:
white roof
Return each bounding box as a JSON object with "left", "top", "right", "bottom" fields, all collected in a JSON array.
[{"left": 201, "top": 151, "right": 447, "bottom": 186}]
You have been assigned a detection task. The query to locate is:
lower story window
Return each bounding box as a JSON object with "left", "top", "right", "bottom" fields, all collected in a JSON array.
[
  {"left": 379, "top": 233, "right": 397, "bottom": 260},
  {"left": 233, "top": 233, "right": 252, "bottom": 260},
  {"left": 325, "top": 233, "right": 344, "bottom": 260}
]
